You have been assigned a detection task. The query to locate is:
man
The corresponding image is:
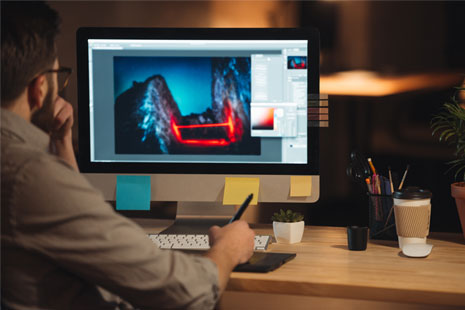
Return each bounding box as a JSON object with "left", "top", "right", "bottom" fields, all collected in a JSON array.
[{"left": 0, "top": 2, "right": 255, "bottom": 309}]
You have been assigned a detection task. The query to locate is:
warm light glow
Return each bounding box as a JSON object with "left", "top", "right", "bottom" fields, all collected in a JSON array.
[
  {"left": 209, "top": 1, "right": 298, "bottom": 28},
  {"left": 321, "top": 71, "right": 464, "bottom": 97}
]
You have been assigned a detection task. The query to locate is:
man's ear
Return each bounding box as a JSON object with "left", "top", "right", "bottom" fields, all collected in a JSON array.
[{"left": 27, "top": 75, "right": 48, "bottom": 112}]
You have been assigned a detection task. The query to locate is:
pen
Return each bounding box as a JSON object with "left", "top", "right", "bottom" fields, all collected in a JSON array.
[{"left": 229, "top": 194, "right": 253, "bottom": 223}]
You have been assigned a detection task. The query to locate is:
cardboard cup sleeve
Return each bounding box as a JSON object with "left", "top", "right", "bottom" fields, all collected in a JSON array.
[{"left": 394, "top": 204, "right": 431, "bottom": 238}]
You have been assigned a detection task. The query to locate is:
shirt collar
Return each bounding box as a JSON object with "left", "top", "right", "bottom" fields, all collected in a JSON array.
[{"left": 1, "top": 108, "right": 50, "bottom": 152}]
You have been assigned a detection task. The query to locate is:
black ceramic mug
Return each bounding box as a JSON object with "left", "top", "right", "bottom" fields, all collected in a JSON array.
[{"left": 347, "top": 226, "right": 368, "bottom": 251}]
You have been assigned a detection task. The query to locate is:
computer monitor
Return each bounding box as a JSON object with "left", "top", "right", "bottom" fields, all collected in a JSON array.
[{"left": 76, "top": 27, "right": 320, "bottom": 225}]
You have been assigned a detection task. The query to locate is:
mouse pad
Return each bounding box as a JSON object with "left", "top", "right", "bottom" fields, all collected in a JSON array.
[{"left": 175, "top": 250, "right": 296, "bottom": 273}]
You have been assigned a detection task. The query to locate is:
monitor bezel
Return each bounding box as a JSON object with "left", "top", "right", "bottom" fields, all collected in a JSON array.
[{"left": 76, "top": 27, "right": 320, "bottom": 175}]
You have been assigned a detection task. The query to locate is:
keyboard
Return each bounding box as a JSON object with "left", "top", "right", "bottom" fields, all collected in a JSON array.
[{"left": 148, "top": 234, "right": 272, "bottom": 251}]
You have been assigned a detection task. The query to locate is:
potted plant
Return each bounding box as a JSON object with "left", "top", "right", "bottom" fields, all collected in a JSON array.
[
  {"left": 271, "top": 209, "right": 305, "bottom": 244},
  {"left": 431, "top": 84, "right": 465, "bottom": 238}
]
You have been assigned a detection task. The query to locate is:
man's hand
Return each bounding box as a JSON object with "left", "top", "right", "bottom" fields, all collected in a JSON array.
[
  {"left": 51, "top": 96, "right": 74, "bottom": 142},
  {"left": 204, "top": 221, "right": 255, "bottom": 294},
  {"left": 50, "top": 97, "right": 79, "bottom": 171},
  {"left": 208, "top": 221, "right": 255, "bottom": 265}
]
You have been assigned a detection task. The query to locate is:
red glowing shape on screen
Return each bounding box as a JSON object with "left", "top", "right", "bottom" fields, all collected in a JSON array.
[{"left": 171, "top": 100, "right": 243, "bottom": 147}]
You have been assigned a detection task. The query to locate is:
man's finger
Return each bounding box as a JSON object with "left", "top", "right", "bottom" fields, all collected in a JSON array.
[
  {"left": 208, "top": 225, "right": 220, "bottom": 238},
  {"left": 53, "top": 97, "right": 66, "bottom": 117},
  {"left": 53, "top": 102, "right": 73, "bottom": 129},
  {"left": 208, "top": 225, "right": 221, "bottom": 245}
]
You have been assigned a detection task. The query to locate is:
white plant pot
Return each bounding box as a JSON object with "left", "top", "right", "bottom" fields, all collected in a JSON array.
[{"left": 273, "top": 221, "right": 305, "bottom": 244}]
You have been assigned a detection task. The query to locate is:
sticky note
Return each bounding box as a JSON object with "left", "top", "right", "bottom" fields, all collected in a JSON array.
[
  {"left": 223, "top": 177, "right": 259, "bottom": 205},
  {"left": 116, "top": 175, "right": 151, "bottom": 210},
  {"left": 290, "top": 176, "right": 312, "bottom": 197}
]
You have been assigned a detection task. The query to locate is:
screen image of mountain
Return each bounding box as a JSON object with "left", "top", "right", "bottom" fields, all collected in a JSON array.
[
  {"left": 114, "top": 56, "right": 261, "bottom": 155},
  {"left": 287, "top": 56, "right": 307, "bottom": 69}
]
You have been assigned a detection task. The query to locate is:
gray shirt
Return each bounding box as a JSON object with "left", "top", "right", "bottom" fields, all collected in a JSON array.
[{"left": 1, "top": 109, "right": 219, "bottom": 310}]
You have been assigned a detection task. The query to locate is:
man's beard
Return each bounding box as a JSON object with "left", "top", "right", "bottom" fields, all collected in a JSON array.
[{"left": 31, "top": 78, "right": 55, "bottom": 133}]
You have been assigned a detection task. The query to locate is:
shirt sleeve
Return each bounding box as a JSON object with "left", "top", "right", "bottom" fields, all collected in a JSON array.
[{"left": 10, "top": 155, "right": 220, "bottom": 310}]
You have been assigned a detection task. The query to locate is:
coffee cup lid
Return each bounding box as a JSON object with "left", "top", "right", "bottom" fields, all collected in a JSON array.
[{"left": 393, "top": 186, "right": 432, "bottom": 200}]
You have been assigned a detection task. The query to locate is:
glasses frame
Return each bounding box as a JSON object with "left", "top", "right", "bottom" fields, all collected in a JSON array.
[{"left": 40, "top": 66, "right": 73, "bottom": 91}]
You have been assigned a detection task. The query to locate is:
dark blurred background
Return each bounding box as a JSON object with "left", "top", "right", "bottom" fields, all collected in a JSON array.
[{"left": 49, "top": 1, "right": 465, "bottom": 233}]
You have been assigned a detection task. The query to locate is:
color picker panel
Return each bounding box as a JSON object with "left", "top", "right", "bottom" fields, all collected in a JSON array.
[{"left": 252, "top": 107, "right": 275, "bottom": 130}]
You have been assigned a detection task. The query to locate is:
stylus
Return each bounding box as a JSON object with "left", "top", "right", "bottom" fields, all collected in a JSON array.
[{"left": 229, "top": 194, "right": 253, "bottom": 224}]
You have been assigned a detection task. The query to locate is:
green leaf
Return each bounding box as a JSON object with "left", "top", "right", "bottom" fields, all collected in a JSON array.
[
  {"left": 431, "top": 84, "right": 465, "bottom": 181},
  {"left": 271, "top": 209, "right": 304, "bottom": 222}
]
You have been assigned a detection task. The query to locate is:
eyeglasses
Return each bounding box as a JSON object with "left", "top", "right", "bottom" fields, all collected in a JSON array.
[{"left": 41, "top": 66, "right": 73, "bottom": 92}]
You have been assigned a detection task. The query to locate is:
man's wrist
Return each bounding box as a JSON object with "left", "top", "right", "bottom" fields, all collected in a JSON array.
[
  {"left": 205, "top": 244, "right": 239, "bottom": 271},
  {"left": 50, "top": 135, "right": 79, "bottom": 171},
  {"left": 51, "top": 131, "right": 73, "bottom": 146},
  {"left": 203, "top": 245, "right": 238, "bottom": 294}
]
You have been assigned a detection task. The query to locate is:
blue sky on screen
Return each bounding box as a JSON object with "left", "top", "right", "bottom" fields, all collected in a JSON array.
[{"left": 114, "top": 56, "right": 212, "bottom": 116}]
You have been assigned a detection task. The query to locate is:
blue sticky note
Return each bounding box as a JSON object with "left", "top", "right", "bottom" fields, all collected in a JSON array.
[{"left": 116, "top": 175, "right": 151, "bottom": 211}]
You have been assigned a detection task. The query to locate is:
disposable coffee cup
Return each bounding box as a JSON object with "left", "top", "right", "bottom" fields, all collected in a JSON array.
[{"left": 393, "top": 187, "right": 432, "bottom": 250}]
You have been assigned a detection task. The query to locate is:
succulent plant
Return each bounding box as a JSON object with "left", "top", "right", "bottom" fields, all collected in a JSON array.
[
  {"left": 271, "top": 209, "right": 304, "bottom": 223},
  {"left": 431, "top": 85, "right": 465, "bottom": 181}
]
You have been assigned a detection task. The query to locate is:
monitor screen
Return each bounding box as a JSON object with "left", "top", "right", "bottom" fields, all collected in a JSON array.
[{"left": 77, "top": 28, "right": 319, "bottom": 175}]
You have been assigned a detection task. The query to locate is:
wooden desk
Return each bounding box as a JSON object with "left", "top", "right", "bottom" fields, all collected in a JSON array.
[
  {"left": 228, "top": 225, "right": 465, "bottom": 308},
  {"left": 135, "top": 220, "right": 465, "bottom": 308}
]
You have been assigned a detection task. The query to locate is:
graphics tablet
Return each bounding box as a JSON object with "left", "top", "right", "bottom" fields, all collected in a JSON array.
[{"left": 233, "top": 252, "right": 296, "bottom": 273}]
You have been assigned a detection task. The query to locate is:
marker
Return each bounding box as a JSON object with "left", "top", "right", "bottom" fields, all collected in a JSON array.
[
  {"left": 365, "top": 178, "right": 372, "bottom": 194},
  {"left": 376, "top": 175, "right": 382, "bottom": 195},
  {"left": 229, "top": 194, "right": 253, "bottom": 223}
]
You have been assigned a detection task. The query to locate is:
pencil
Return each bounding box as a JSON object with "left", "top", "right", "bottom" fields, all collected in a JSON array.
[
  {"left": 367, "top": 158, "right": 377, "bottom": 175},
  {"left": 384, "top": 206, "right": 394, "bottom": 228},
  {"left": 398, "top": 164, "right": 410, "bottom": 190},
  {"left": 388, "top": 166, "right": 394, "bottom": 194}
]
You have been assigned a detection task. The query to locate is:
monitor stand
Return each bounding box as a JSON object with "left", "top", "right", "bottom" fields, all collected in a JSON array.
[{"left": 159, "top": 202, "right": 236, "bottom": 235}]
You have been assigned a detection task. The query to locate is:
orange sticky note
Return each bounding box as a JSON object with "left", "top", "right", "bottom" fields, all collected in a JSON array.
[
  {"left": 290, "top": 176, "right": 312, "bottom": 197},
  {"left": 223, "top": 177, "right": 259, "bottom": 205}
]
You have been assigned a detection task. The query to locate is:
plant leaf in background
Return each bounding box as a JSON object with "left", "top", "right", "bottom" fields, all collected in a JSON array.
[{"left": 431, "top": 85, "right": 465, "bottom": 181}]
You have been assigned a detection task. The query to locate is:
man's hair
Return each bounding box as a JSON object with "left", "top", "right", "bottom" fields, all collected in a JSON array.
[{"left": 1, "top": 1, "right": 61, "bottom": 105}]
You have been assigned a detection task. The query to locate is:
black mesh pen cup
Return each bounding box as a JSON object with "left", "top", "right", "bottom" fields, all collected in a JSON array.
[{"left": 368, "top": 193, "right": 397, "bottom": 240}]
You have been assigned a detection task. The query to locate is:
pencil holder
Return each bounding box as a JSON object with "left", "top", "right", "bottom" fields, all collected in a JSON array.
[{"left": 368, "top": 193, "right": 396, "bottom": 240}]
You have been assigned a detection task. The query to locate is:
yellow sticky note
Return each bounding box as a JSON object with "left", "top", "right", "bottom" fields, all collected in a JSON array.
[
  {"left": 223, "top": 177, "right": 259, "bottom": 205},
  {"left": 290, "top": 176, "right": 312, "bottom": 197}
]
